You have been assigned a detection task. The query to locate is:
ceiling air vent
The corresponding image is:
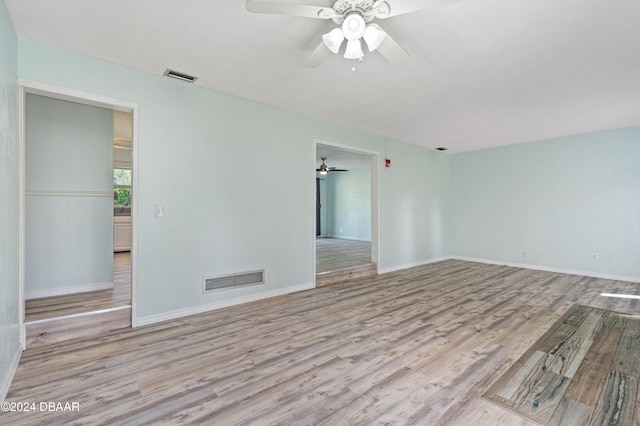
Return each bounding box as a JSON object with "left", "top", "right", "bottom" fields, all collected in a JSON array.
[
  {"left": 203, "top": 270, "right": 265, "bottom": 293},
  {"left": 163, "top": 68, "right": 198, "bottom": 83},
  {"left": 435, "top": 147, "right": 448, "bottom": 151}
]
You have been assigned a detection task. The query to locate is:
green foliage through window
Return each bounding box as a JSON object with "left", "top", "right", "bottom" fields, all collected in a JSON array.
[
  {"left": 114, "top": 168, "right": 132, "bottom": 186},
  {"left": 114, "top": 188, "right": 131, "bottom": 205},
  {"left": 114, "top": 168, "right": 132, "bottom": 205}
]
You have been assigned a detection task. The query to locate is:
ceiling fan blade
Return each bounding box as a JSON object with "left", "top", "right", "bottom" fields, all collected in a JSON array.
[
  {"left": 373, "top": 0, "right": 430, "bottom": 18},
  {"left": 376, "top": 32, "right": 410, "bottom": 64},
  {"left": 246, "top": 1, "right": 335, "bottom": 19},
  {"left": 305, "top": 41, "right": 331, "bottom": 67}
]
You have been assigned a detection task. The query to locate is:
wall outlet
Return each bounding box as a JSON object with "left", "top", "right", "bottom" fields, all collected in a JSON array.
[
  {"left": 592, "top": 251, "right": 599, "bottom": 259},
  {"left": 154, "top": 205, "right": 164, "bottom": 218},
  {"left": 521, "top": 250, "right": 527, "bottom": 258},
  {"left": 339, "top": 228, "right": 343, "bottom": 233}
]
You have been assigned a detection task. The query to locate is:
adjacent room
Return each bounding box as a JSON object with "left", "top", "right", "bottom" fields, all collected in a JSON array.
[
  {"left": 315, "top": 143, "right": 377, "bottom": 285},
  {"left": 1, "top": 0, "right": 639, "bottom": 424}
]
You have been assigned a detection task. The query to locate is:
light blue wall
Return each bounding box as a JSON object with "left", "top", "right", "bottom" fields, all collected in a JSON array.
[
  {"left": 380, "top": 141, "right": 451, "bottom": 268},
  {"left": 7, "top": 21, "right": 638, "bottom": 333},
  {"left": 17, "top": 39, "right": 450, "bottom": 318},
  {"left": 450, "top": 127, "right": 640, "bottom": 278},
  {"left": 25, "top": 94, "right": 113, "bottom": 295},
  {"left": 325, "top": 166, "right": 371, "bottom": 240},
  {"left": 0, "top": 0, "right": 20, "bottom": 398}
]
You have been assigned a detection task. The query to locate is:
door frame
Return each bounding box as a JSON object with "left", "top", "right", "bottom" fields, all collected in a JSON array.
[
  {"left": 18, "top": 79, "right": 140, "bottom": 348},
  {"left": 312, "top": 138, "right": 380, "bottom": 283}
]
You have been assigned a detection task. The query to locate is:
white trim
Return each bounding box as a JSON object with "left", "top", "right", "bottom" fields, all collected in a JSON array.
[
  {"left": 313, "top": 139, "right": 380, "bottom": 283},
  {"left": 130, "top": 106, "right": 139, "bottom": 327},
  {"left": 25, "top": 282, "right": 114, "bottom": 299},
  {"left": 378, "top": 256, "right": 451, "bottom": 274},
  {"left": 18, "top": 79, "right": 139, "bottom": 332},
  {"left": 451, "top": 256, "right": 640, "bottom": 283},
  {"left": 378, "top": 255, "right": 640, "bottom": 283},
  {"left": 18, "top": 79, "right": 136, "bottom": 111},
  {"left": 311, "top": 142, "right": 317, "bottom": 284},
  {"left": 18, "top": 86, "right": 26, "bottom": 350},
  {"left": 0, "top": 347, "right": 22, "bottom": 401},
  {"left": 24, "top": 305, "right": 131, "bottom": 325},
  {"left": 137, "top": 282, "right": 314, "bottom": 326},
  {"left": 26, "top": 190, "right": 112, "bottom": 197},
  {"left": 314, "top": 139, "right": 380, "bottom": 157}
]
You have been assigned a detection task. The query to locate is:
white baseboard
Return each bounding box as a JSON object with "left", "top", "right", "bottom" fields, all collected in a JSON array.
[
  {"left": 136, "top": 282, "right": 314, "bottom": 327},
  {"left": 378, "top": 255, "right": 640, "bottom": 283},
  {"left": 378, "top": 256, "right": 451, "bottom": 274},
  {"left": 0, "top": 347, "right": 22, "bottom": 402},
  {"left": 136, "top": 257, "right": 639, "bottom": 328},
  {"left": 24, "top": 305, "right": 131, "bottom": 325},
  {"left": 451, "top": 256, "right": 640, "bottom": 283},
  {"left": 25, "top": 281, "right": 114, "bottom": 299}
]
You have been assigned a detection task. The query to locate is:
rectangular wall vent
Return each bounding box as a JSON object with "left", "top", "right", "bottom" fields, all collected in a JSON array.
[
  {"left": 203, "top": 270, "right": 265, "bottom": 292},
  {"left": 163, "top": 68, "right": 198, "bottom": 83}
]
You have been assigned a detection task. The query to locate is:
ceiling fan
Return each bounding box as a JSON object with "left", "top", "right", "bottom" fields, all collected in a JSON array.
[
  {"left": 317, "top": 157, "right": 348, "bottom": 174},
  {"left": 245, "top": 0, "right": 431, "bottom": 67}
]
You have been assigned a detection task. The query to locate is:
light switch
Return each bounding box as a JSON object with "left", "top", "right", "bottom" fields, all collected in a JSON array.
[{"left": 154, "top": 205, "right": 164, "bottom": 218}]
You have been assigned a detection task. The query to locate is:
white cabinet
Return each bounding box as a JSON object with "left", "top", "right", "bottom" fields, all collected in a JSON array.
[{"left": 114, "top": 216, "right": 132, "bottom": 252}]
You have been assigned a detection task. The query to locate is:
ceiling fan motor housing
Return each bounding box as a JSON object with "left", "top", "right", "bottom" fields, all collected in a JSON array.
[{"left": 330, "top": 0, "right": 377, "bottom": 24}]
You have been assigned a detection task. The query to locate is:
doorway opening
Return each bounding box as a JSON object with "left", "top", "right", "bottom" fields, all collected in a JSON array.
[
  {"left": 314, "top": 140, "right": 379, "bottom": 286},
  {"left": 18, "top": 81, "right": 138, "bottom": 348}
]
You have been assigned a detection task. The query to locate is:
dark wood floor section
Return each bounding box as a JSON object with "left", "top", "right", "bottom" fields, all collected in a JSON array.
[
  {"left": 316, "top": 237, "right": 372, "bottom": 273},
  {"left": 484, "top": 304, "right": 640, "bottom": 425},
  {"left": 4, "top": 260, "right": 640, "bottom": 425}
]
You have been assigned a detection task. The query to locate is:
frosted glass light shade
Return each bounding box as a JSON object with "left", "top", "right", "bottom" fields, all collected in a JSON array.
[
  {"left": 342, "top": 13, "right": 366, "bottom": 41},
  {"left": 344, "top": 39, "right": 364, "bottom": 59},
  {"left": 322, "top": 28, "right": 344, "bottom": 54},
  {"left": 363, "top": 24, "right": 386, "bottom": 52}
]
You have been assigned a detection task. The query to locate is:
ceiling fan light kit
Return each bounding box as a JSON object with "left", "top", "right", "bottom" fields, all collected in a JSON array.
[
  {"left": 322, "top": 28, "right": 345, "bottom": 54},
  {"left": 363, "top": 24, "right": 386, "bottom": 52},
  {"left": 342, "top": 13, "right": 366, "bottom": 40},
  {"left": 246, "top": 0, "right": 415, "bottom": 67},
  {"left": 344, "top": 39, "right": 364, "bottom": 60}
]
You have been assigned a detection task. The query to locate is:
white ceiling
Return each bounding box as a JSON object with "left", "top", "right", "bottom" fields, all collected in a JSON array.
[{"left": 6, "top": 0, "right": 640, "bottom": 152}]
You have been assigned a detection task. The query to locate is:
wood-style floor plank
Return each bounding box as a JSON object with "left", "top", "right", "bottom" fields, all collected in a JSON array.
[
  {"left": 4, "top": 259, "right": 640, "bottom": 425},
  {"left": 484, "top": 304, "right": 640, "bottom": 426},
  {"left": 563, "top": 325, "right": 623, "bottom": 407},
  {"left": 315, "top": 237, "right": 372, "bottom": 273},
  {"left": 25, "top": 251, "right": 131, "bottom": 321},
  {"left": 590, "top": 370, "right": 637, "bottom": 425}
]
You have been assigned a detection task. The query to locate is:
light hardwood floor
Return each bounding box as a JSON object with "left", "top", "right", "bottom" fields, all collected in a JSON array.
[
  {"left": 4, "top": 260, "right": 640, "bottom": 425},
  {"left": 316, "top": 237, "right": 372, "bottom": 273},
  {"left": 25, "top": 252, "right": 131, "bottom": 321}
]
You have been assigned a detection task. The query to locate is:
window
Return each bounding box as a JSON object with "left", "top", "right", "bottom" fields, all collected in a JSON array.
[{"left": 113, "top": 167, "right": 132, "bottom": 205}]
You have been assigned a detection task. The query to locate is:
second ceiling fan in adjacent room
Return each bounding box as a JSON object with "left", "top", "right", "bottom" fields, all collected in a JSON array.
[{"left": 317, "top": 157, "right": 348, "bottom": 174}]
